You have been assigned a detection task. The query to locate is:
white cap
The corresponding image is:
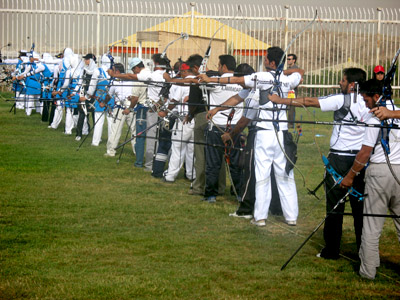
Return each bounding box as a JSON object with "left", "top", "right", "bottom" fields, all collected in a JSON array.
[{"left": 129, "top": 57, "right": 142, "bottom": 70}]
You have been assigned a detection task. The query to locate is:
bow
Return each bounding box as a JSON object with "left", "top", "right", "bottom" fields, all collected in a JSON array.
[
  {"left": 158, "top": 32, "right": 189, "bottom": 101},
  {"left": 377, "top": 47, "right": 400, "bottom": 185},
  {"left": 268, "top": 11, "right": 318, "bottom": 193},
  {"left": 322, "top": 155, "right": 364, "bottom": 201}
]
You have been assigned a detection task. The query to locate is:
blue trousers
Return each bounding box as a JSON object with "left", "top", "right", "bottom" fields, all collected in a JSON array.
[{"left": 134, "top": 106, "right": 148, "bottom": 167}]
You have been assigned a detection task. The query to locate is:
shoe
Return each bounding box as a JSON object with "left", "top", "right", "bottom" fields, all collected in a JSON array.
[
  {"left": 250, "top": 219, "right": 266, "bottom": 227},
  {"left": 75, "top": 136, "right": 81, "bottom": 141},
  {"left": 286, "top": 220, "right": 297, "bottom": 226},
  {"left": 64, "top": 132, "right": 72, "bottom": 135},
  {"left": 188, "top": 189, "right": 203, "bottom": 196},
  {"left": 229, "top": 212, "right": 253, "bottom": 219},
  {"left": 47, "top": 125, "right": 52, "bottom": 128},
  {"left": 316, "top": 249, "right": 340, "bottom": 260},
  {"left": 206, "top": 196, "right": 216, "bottom": 203},
  {"left": 162, "top": 177, "right": 174, "bottom": 183},
  {"left": 104, "top": 153, "right": 115, "bottom": 157},
  {"left": 91, "top": 143, "right": 99, "bottom": 147}
]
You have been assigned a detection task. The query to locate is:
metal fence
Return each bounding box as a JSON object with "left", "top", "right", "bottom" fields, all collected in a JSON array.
[{"left": 0, "top": 0, "right": 399, "bottom": 95}]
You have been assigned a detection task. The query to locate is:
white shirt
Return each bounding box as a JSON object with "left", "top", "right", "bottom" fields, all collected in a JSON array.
[
  {"left": 318, "top": 93, "right": 370, "bottom": 152},
  {"left": 137, "top": 69, "right": 164, "bottom": 102},
  {"left": 168, "top": 75, "right": 193, "bottom": 115},
  {"left": 209, "top": 73, "right": 243, "bottom": 126},
  {"left": 362, "top": 103, "right": 400, "bottom": 164},
  {"left": 87, "top": 68, "right": 110, "bottom": 97},
  {"left": 244, "top": 71, "right": 301, "bottom": 130},
  {"left": 109, "top": 80, "right": 134, "bottom": 107},
  {"left": 132, "top": 68, "right": 150, "bottom": 105}
]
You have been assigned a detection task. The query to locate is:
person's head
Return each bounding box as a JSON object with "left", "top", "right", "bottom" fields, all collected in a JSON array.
[
  {"left": 173, "top": 61, "right": 181, "bottom": 74},
  {"left": 234, "top": 63, "right": 255, "bottom": 76},
  {"left": 359, "top": 79, "right": 383, "bottom": 109},
  {"left": 340, "top": 68, "right": 367, "bottom": 94},
  {"left": 179, "top": 62, "right": 192, "bottom": 78},
  {"left": 287, "top": 53, "right": 297, "bottom": 67},
  {"left": 28, "top": 52, "right": 40, "bottom": 63},
  {"left": 264, "top": 47, "right": 284, "bottom": 70},
  {"left": 128, "top": 57, "right": 144, "bottom": 74},
  {"left": 113, "top": 63, "right": 125, "bottom": 74},
  {"left": 373, "top": 65, "right": 385, "bottom": 81},
  {"left": 82, "top": 53, "right": 96, "bottom": 66},
  {"left": 218, "top": 55, "right": 236, "bottom": 75},
  {"left": 152, "top": 53, "right": 169, "bottom": 69},
  {"left": 186, "top": 54, "right": 203, "bottom": 75}
]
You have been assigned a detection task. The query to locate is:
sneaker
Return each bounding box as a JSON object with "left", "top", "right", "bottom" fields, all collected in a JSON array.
[
  {"left": 91, "top": 143, "right": 99, "bottom": 147},
  {"left": 206, "top": 196, "right": 216, "bottom": 203},
  {"left": 75, "top": 136, "right": 81, "bottom": 141},
  {"left": 64, "top": 132, "right": 72, "bottom": 135},
  {"left": 104, "top": 153, "right": 115, "bottom": 157},
  {"left": 188, "top": 189, "right": 203, "bottom": 196},
  {"left": 229, "top": 212, "right": 253, "bottom": 219},
  {"left": 316, "top": 249, "right": 340, "bottom": 260},
  {"left": 250, "top": 219, "right": 266, "bottom": 227},
  {"left": 162, "top": 177, "right": 174, "bottom": 183},
  {"left": 285, "top": 220, "right": 297, "bottom": 226}
]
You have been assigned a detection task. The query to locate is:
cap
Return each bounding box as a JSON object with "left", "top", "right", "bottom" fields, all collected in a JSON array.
[
  {"left": 129, "top": 57, "right": 142, "bottom": 69},
  {"left": 180, "top": 63, "right": 190, "bottom": 71},
  {"left": 374, "top": 65, "right": 385, "bottom": 74},
  {"left": 55, "top": 52, "right": 63, "bottom": 58},
  {"left": 83, "top": 53, "right": 96, "bottom": 62}
]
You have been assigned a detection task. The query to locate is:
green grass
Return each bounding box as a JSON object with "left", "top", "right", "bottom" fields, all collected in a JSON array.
[{"left": 0, "top": 92, "right": 399, "bottom": 299}]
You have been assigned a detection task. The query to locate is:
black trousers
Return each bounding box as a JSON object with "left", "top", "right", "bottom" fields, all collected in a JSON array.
[
  {"left": 204, "top": 125, "right": 241, "bottom": 198},
  {"left": 322, "top": 153, "right": 365, "bottom": 257},
  {"left": 236, "top": 127, "right": 282, "bottom": 215},
  {"left": 152, "top": 118, "right": 175, "bottom": 178},
  {"left": 76, "top": 107, "right": 91, "bottom": 137}
]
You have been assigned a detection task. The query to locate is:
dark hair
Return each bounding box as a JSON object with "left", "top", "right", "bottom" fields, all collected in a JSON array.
[
  {"left": 343, "top": 68, "right": 366, "bottom": 84},
  {"left": 136, "top": 62, "right": 144, "bottom": 68},
  {"left": 288, "top": 53, "right": 297, "bottom": 62},
  {"left": 186, "top": 54, "right": 203, "bottom": 69},
  {"left": 267, "top": 47, "right": 285, "bottom": 67},
  {"left": 219, "top": 55, "right": 236, "bottom": 71},
  {"left": 113, "top": 63, "right": 125, "bottom": 74},
  {"left": 359, "top": 79, "right": 383, "bottom": 97},
  {"left": 152, "top": 53, "right": 169, "bottom": 68},
  {"left": 173, "top": 61, "right": 181, "bottom": 74},
  {"left": 234, "top": 63, "right": 255, "bottom": 76}
]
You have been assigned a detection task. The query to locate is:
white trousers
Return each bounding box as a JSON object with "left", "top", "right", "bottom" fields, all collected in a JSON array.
[
  {"left": 25, "top": 94, "right": 40, "bottom": 116},
  {"left": 15, "top": 92, "right": 25, "bottom": 109},
  {"left": 50, "top": 101, "right": 64, "bottom": 129},
  {"left": 65, "top": 108, "right": 77, "bottom": 134},
  {"left": 164, "top": 120, "right": 195, "bottom": 181},
  {"left": 107, "top": 109, "right": 136, "bottom": 156},
  {"left": 92, "top": 111, "right": 112, "bottom": 146},
  {"left": 254, "top": 130, "right": 298, "bottom": 222}
]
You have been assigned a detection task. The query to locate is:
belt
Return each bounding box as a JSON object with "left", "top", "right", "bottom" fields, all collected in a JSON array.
[{"left": 329, "top": 148, "right": 359, "bottom": 155}]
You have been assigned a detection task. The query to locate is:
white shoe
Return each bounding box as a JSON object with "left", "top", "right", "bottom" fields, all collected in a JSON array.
[
  {"left": 285, "top": 220, "right": 297, "bottom": 226},
  {"left": 104, "top": 153, "right": 115, "bottom": 157},
  {"left": 75, "top": 136, "right": 82, "bottom": 141},
  {"left": 91, "top": 143, "right": 99, "bottom": 147},
  {"left": 250, "top": 219, "right": 266, "bottom": 227},
  {"left": 64, "top": 132, "right": 72, "bottom": 135},
  {"left": 229, "top": 212, "right": 253, "bottom": 219}
]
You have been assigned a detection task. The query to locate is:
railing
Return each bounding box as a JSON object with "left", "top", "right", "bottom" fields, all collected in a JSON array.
[{"left": 0, "top": 1, "right": 399, "bottom": 95}]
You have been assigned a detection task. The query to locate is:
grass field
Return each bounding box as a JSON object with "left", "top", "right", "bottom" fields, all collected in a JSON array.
[{"left": 0, "top": 92, "right": 399, "bottom": 299}]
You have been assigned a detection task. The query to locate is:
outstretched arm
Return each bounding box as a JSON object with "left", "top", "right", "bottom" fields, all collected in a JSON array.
[{"left": 269, "top": 94, "right": 320, "bottom": 108}]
